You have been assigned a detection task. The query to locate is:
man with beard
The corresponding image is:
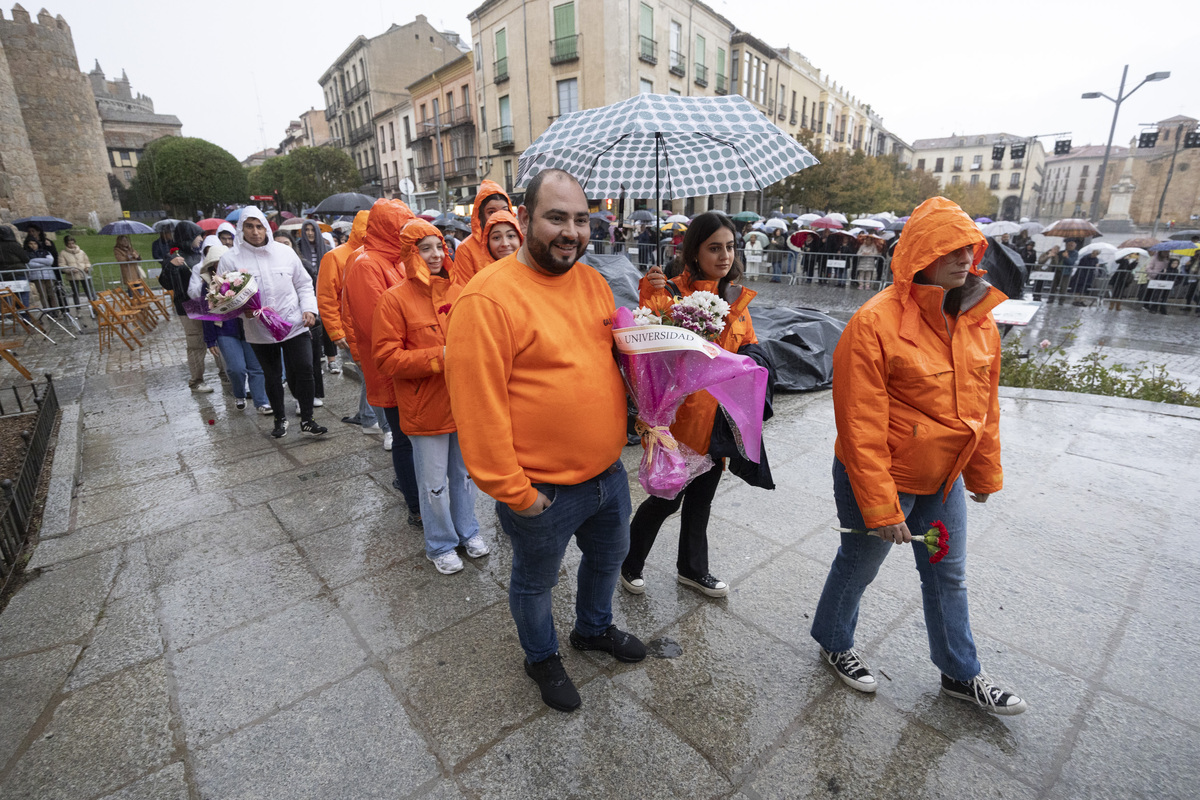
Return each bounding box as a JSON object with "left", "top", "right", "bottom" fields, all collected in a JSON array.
[{"left": 446, "top": 169, "right": 646, "bottom": 713}]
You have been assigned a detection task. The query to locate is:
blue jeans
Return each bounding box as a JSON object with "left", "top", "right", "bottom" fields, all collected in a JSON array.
[
  {"left": 357, "top": 382, "right": 376, "bottom": 427},
  {"left": 381, "top": 406, "right": 419, "bottom": 515},
  {"left": 811, "top": 458, "right": 980, "bottom": 682},
  {"left": 410, "top": 432, "right": 479, "bottom": 558},
  {"left": 369, "top": 403, "right": 390, "bottom": 434},
  {"left": 496, "top": 461, "right": 632, "bottom": 663},
  {"left": 215, "top": 335, "right": 268, "bottom": 408}
]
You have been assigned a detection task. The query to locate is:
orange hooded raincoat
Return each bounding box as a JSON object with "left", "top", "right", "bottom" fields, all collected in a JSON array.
[
  {"left": 451, "top": 180, "right": 512, "bottom": 285},
  {"left": 317, "top": 209, "right": 368, "bottom": 352},
  {"left": 372, "top": 221, "right": 460, "bottom": 436},
  {"left": 639, "top": 273, "right": 758, "bottom": 456},
  {"left": 832, "top": 196, "right": 1005, "bottom": 529},
  {"left": 470, "top": 209, "right": 523, "bottom": 277},
  {"left": 342, "top": 198, "right": 414, "bottom": 407}
]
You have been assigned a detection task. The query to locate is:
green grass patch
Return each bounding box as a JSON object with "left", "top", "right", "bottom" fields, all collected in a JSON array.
[{"left": 63, "top": 231, "right": 161, "bottom": 290}]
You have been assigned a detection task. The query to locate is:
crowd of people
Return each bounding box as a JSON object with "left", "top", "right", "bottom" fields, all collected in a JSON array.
[{"left": 145, "top": 171, "right": 1027, "bottom": 718}]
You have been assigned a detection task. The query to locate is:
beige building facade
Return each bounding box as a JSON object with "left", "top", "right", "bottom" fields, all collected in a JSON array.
[
  {"left": 1127, "top": 115, "right": 1200, "bottom": 230},
  {"left": 910, "top": 133, "right": 1047, "bottom": 220},
  {"left": 88, "top": 63, "right": 182, "bottom": 189},
  {"left": 408, "top": 53, "right": 479, "bottom": 210},
  {"left": 372, "top": 100, "right": 416, "bottom": 202},
  {"left": 278, "top": 109, "right": 331, "bottom": 155},
  {"left": 318, "top": 16, "right": 468, "bottom": 196},
  {"left": 1042, "top": 144, "right": 1130, "bottom": 221}
]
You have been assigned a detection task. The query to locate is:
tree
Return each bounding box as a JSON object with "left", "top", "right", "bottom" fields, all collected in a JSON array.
[
  {"left": 282, "top": 147, "right": 361, "bottom": 207},
  {"left": 939, "top": 181, "right": 999, "bottom": 219},
  {"left": 247, "top": 156, "right": 289, "bottom": 199},
  {"left": 131, "top": 136, "right": 246, "bottom": 217}
]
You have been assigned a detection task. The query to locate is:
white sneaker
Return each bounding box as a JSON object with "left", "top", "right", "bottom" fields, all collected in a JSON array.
[
  {"left": 258, "top": 405, "right": 273, "bottom": 415},
  {"left": 362, "top": 423, "right": 383, "bottom": 435},
  {"left": 191, "top": 382, "right": 214, "bottom": 394},
  {"left": 313, "top": 397, "right": 324, "bottom": 407},
  {"left": 383, "top": 431, "right": 393, "bottom": 451},
  {"left": 427, "top": 550, "right": 464, "bottom": 574},
  {"left": 328, "top": 360, "right": 341, "bottom": 374},
  {"left": 464, "top": 535, "right": 490, "bottom": 558}
]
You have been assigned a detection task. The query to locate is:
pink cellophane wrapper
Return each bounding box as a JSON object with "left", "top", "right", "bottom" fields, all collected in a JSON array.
[
  {"left": 613, "top": 306, "right": 768, "bottom": 499},
  {"left": 183, "top": 294, "right": 292, "bottom": 342}
]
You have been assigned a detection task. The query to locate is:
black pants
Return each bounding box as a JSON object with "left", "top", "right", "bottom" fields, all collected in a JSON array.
[
  {"left": 251, "top": 332, "right": 314, "bottom": 422},
  {"left": 309, "top": 321, "right": 327, "bottom": 398},
  {"left": 382, "top": 406, "right": 420, "bottom": 515},
  {"left": 622, "top": 459, "right": 723, "bottom": 580}
]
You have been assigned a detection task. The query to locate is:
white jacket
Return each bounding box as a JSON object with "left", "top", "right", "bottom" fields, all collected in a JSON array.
[{"left": 216, "top": 206, "right": 317, "bottom": 344}]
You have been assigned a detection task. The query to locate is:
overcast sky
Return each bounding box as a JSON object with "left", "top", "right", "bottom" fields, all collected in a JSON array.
[{"left": 49, "top": 0, "right": 1195, "bottom": 161}]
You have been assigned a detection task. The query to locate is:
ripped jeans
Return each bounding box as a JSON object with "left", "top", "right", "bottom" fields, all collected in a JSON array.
[{"left": 409, "top": 432, "right": 479, "bottom": 558}]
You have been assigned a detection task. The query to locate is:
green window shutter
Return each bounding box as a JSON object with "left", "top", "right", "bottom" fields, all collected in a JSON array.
[
  {"left": 717, "top": 47, "right": 725, "bottom": 76},
  {"left": 695, "top": 34, "right": 705, "bottom": 67},
  {"left": 554, "top": 3, "right": 574, "bottom": 40},
  {"left": 639, "top": 4, "right": 653, "bottom": 39},
  {"left": 495, "top": 29, "right": 507, "bottom": 61}
]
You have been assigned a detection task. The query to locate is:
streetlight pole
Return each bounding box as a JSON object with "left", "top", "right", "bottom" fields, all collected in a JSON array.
[
  {"left": 1151, "top": 123, "right": 1186, "bottom": 238},
  {"left": 1082, "top": 66, "right": 1170, "bottom": 223}
]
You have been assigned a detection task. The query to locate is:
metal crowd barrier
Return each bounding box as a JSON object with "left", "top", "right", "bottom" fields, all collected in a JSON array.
[{"left": 1026, "top": 263, "right": 1200, "bottom": 311}]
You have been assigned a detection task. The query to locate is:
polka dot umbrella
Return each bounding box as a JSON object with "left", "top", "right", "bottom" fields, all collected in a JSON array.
[{"left": 516, "top": 94, "right": 820, "bottom": 240}]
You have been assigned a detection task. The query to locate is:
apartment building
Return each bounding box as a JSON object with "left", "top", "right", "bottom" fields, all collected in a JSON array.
[
  {"left": 408, "top": 52, "right": 479, "bottom": 210},
  {"left": 910, "top": 133, "right": 1047, "bottom": 220},
  {"left": 372, "top": 100, "right": 416, "bottom": 202},
  {"left": 318, "top": 16, "right": 468, "bottom": 196},
  {"left": 1041, "top": 144, "right": 1130, "bottom": 220}
]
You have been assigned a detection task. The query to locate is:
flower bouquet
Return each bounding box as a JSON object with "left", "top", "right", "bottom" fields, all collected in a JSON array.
[
  {"left": 183, "top": 270, "right": 292, "bottom": 341},
  {"left": 613, "top": 296, "right": 768, "bottom": 499},
  {"left": 833, "top": 520, "right": 950, "bottom": 564}
]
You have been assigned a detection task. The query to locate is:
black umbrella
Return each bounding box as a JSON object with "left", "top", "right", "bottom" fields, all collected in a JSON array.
[
  {"left": 629, "top": 209, "right": 655, "bottom": 222},
  {"left": 885, "top": 219, "right": 907, "bottom": 232},
  {"left": 12, "top": 216, "right": 73, "bottom": 232},
  {"left": 980, "top": 235, "right": 1028, "bottom": 300},
  {"left": 312, "top": 192, "right": 376, "bottom": 215}
]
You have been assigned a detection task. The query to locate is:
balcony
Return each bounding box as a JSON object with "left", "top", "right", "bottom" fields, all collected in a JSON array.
[
  {"left": 639, "top": 36, "right": 657, "bottom": 65},
  {"left": 347, "top": 123, "right": 373, "bottom": 146},
  {"left": 694, "top": 63, "right": 707, "bottom": 88},
  {"left": 766, "top": 100, "right": 775, "bottom": 116},
  {"left": 790, "top": 110, "right": 798, "bottom": 125},
  {"left": 416, "top": 106, "right": 474, "bottom": 139},
  {"left": 493, "top": 125, "right": 514, "bottom": 149},
  {"left": 416, "top": 164, "right": 440, "bottom": 186},
  {"left": 360, "top": 163, "right": 380, "bottom": 183},
  {"left": 324, "top": 104, "right": 340, "bottom": 121},
  {"left": 970, "top": 162, "right": 982, "bottom": 170},
  {"left": 715, "top": 74, "right": 726, "bottom": 94},
  {"left": 343, "top": 80, "right": 369, "bottom": 104},
  {"left": 669, "top": 50, "right": 686, "bottom": 77},
  {"left": 494, "top": 57, "right": 509, "bottom": 83},
  {"left": 1012, "top": 159, "right": 1024, "bottom": 169},
  {"left": 777, "top": 106, "right": 786, "bottom": 121},
  {"left": 550, "top": 34, "right": 579, "bottom": 64},
  {"left": 951, "top": 165, "right": 963, "bottom": 172}
]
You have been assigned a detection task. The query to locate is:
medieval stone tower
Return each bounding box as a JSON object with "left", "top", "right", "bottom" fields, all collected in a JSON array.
[{"left": 0, "top": 5, "right": 121, "bottom": 224}]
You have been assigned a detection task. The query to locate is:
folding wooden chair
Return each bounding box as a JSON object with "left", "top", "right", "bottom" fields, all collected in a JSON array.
[
  {"left": 99, "top": 290, "right": 155, "bottom": 335},
  {"left": 93, "top": 294, "right": 143, "bottom": 351},
  {"left": 0, "top": 339, "right": 32, "bottom": 380},
  {"left": 1, "top": 288, "right": 39, "bottom": 337},
  {"left": 128, "top": 279, "right": 172, "bottom": 321}
]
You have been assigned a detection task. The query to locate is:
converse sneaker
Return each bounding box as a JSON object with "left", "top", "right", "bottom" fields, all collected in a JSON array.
[
  {"left": 361, "top": 423, "right": 382, "bottom": 435},
  {"left": 620, "top": 570, "right": 645, "bottom": 595},
  {"left": 569, "top": 624, "right": 647, "bottom": 663},
  {"left": 190, "top": 381, "right": 214, "bottom": 394},
  {"left": 328, "top": 360, "right": 341, "bottom": 374},
  {"left": 463, "top": 535, "right": 490, "bottom": 558},
  {"left": 300, "top": 419, "right": 328, "bottom": 436},
  {"left": 427, "top": 550, "right": 463, "bottom": 575},
  {"left": 677, "top": 572, "right": 729, "bottom": 598},
  {"left": 821, "top": 647, "right": 878, "bottom": 693},
  {"left": 313, "top": 397, "right": 324, "bottom": 407},
  {"left": 524, "top": 653, "right": 581, "bottom": 712},
  {"left": 383, "top": 431, "right": 393, "bottom": 451},
  {"left": 271, "top": 418, "right": 288, "bottom": 439},
  {"left": 258, "top": 405, "right": 273, "bottom": 416},
  {"left": 940, "top": 672, "right": 1027, "bottom": 716},
  {"left": 235, "top": 398, "right": 246, "bottom": 410}
]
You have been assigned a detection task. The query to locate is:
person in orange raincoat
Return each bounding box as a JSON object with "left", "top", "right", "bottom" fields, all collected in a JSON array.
[
  {"left": 448, "top": 179, "right": 512, "bottom": 285},
  {"left": 373, "top": 220, "right": 489, "bottom": 575},
  {"left": 619, "top": 211, "right": 758, "bottom": 600},
  {"left": 318, "top": 210, "right": 378, "bottom": 429},
  {"left": 342, "top": 198, "right": 421, "bottom": 524},
  {"left": 477, "top": 208, "right": 523, "bottom": 270},
  {"left": 810, "top": 196, "right": 1026, "bottom": 716}
]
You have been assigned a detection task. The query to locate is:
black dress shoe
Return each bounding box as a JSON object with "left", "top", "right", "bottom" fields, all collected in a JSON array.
[
  {"left": 525, "top": 653, "right": 581, "bottom": 712},
  {"left": 569, "top": 624, "right": 646, "bottom": 663}
]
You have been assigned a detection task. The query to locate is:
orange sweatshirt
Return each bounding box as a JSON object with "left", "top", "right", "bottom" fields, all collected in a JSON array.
[{"left": 445, "top": 254, "right": 627, "bottom": 511}]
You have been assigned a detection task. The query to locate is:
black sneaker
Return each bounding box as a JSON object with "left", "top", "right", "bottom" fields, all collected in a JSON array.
[
  {"left": 941, "top": 672, "right": 1027, "bottom": 716},
  {"left": 569, "top": 624, "right": 646, "bottom": 663},
  {"left": 406, "top": 512, "right": 423, "bottom": 528},
  {"left": 524, "top": 653, "right": 581, "bottom": 712},
  {"left": 821, "top": 647, "right": 878, "bottom": 693},
  {"left": 271, "top": 418, "right": 288, "bottom": 439},
  {"left": 620, "top": 570, "right": 645, "bottom": 595},
  {"left": 677, "top": 572, "right": 729, "bottom": 598},
  {"left": 300, "top": 420, "right": 327, "bottom": 436}
]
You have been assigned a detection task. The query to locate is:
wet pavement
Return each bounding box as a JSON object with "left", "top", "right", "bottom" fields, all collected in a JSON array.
[{"left": 1, "top": 314, "right": 1199, "bottom": 799}]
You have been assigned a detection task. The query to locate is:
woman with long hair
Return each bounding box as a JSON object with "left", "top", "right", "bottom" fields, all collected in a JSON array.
[{"left": 620, "top": 211, "right": 758, "bottom": 599}]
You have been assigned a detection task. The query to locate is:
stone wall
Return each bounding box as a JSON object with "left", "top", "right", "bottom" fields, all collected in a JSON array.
[
  {"left": 0, "top": 5, "right": 120, "bottom": 225},
  {"left": 0, "top": 10, "right": 47, "bottom": 218}
]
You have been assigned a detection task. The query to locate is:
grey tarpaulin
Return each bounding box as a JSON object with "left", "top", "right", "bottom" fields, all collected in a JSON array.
[{"left": 584, "top": 250, "right": 843, "bottom": 393}]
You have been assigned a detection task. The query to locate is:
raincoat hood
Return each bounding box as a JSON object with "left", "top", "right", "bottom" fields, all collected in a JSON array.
[
  {"left": 200, "top": 234, "right": 221, "bottom": 258},
  {"left": 0, "top": 227, "right": 15, "bottom": 243},
  {"left": 398, "top": 220, "right": 450, "bottom": 285},
  {"left": 202, "top": 242, "right": 229, "bottom": 268},
  {"left": 481, "top": 209, "right": 523, "bottom": 262},
  {"left": 470, "top": 179, "right": 512, "bottom": 244},
  {"left": 363, "top": 198, "right": 414, "bottom": 261},
  {"left": 298, "top": 220, "right": 328, "bottom": 257},
  {"left": 890, "top": 197, "right": 987, "bottom": 300},
  {"left": 235, "top": 206, "right": 273, "bottom": 250},
  {"left": 348, "top": 210, "right": 369, "bottom": 249},
  {"left": 217, "top": 221, "right": 237, "bottom": 240},
  {"left": 173, "top": 220, "right": 204, "bottom": 254}
]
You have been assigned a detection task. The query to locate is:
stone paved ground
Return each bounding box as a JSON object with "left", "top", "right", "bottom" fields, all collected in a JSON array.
[{"left": 0, "top": 313, "right": 1198, "bottom": 798}]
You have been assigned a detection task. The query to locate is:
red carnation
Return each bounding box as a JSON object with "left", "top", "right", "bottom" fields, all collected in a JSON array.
[
  {"left": 928, "top": 520, "right": 950, "bottom": 564},
  {"left": 437, "top": 304, "right": 452, "bottom": 315}
]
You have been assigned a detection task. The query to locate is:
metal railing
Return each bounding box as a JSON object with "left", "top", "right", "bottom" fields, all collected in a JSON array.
[
  {"left": 669, "top": 50, "right": 686, "bottom": 76},
  {"left": 639, "top": 36, "right": 657, "bottom": 64},
  {"left": 347, "top": 123, "right": 373, "bottom": 146},
  {"left": 324, "top": 104, "right": 340, "bottom": 120},
  {"left": 694, "top": 63, "right": 708, "bottom": 87},
  {"left": 715, "top": 74, "right": 726, "bottom": 94},
  {"left": 1027, "top": 263, "right": 1200, "bottom": 311},
  {"left": 494, "top": 57, "right": 509, "bottom": 83},
  {"left": 343, "top": 80, "right": 369, "bottom": 104},
  {"left": 551, "top": 34, "right": 579, "bottom": 64},
  {"left": 1, "top": 374, "right": 59, "bottom": 590},
  {"left": 493, "top": 125, "right": 515, "bottom": 149}
]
